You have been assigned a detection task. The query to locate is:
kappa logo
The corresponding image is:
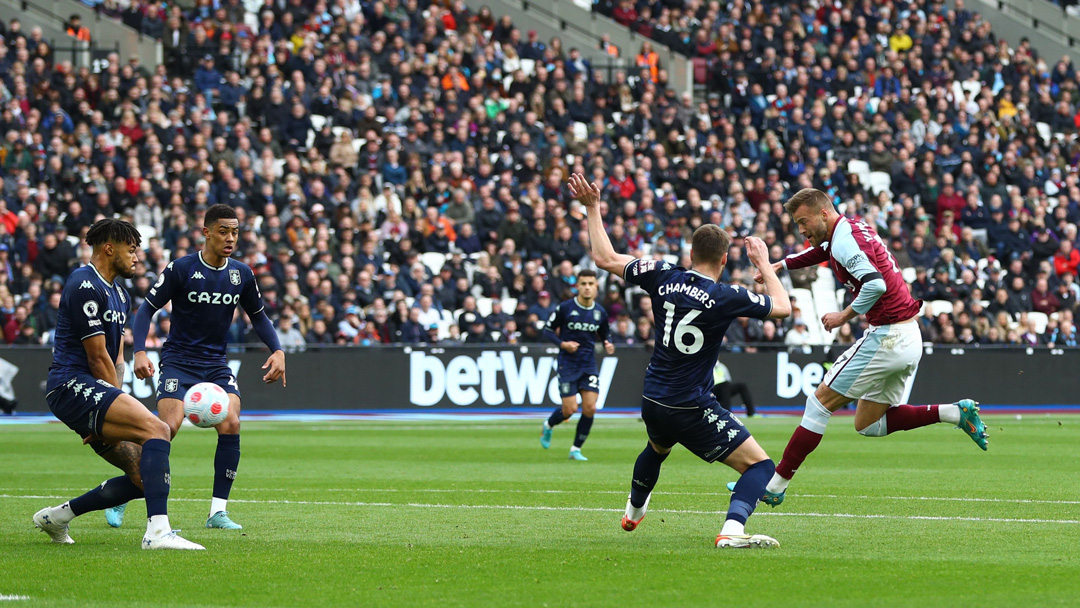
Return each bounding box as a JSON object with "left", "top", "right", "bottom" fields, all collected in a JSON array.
[
  {"left": 229, "top": 269, "right": 241, "bottom": 285},
  {"left": 80, "top": 281, "right": 94, "bottom": 289},
  {"left": 569, "top": 310, "right": 579, "bottom": 317},
  {"left": 92, "top": 391, "right": 104, "bottom": 404},
  {"left": 192, "top": 271, "right": 206, "bottom": 280},
  {"left": 165, "top": 379, "right": 178, "bottom": 393}
]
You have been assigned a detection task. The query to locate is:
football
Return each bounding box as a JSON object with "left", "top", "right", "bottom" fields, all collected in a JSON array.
[{"left": 183, "top": 382, "right": 230, "bottom": 428}]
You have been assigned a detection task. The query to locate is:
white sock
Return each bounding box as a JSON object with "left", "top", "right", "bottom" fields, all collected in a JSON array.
[
  {"left": 146, "top": 514, "right": 172, "bottom": 537},
  {"left": 720, "top": 520, "right": 745, "bottom": 536},
  {"left": 766, "top": 472, "right": 790, "bottom": 494},
  {"left": 210, "top": 497, "right": 228, "bottom": 516},
  {"left": 569, "top": 446, "right": 580, "bottom": 453},
  {"left": 938, "top": 404, "right": 961, "bottom": 425},
  {"left": 52, "top": 502, "right": 75, "bottom": 525},
  {"left": 625, "top": 497, "right": 648, "bottom": 521},
  {"left": 543, "top": 421, "right": 551, "bottom": 430}
]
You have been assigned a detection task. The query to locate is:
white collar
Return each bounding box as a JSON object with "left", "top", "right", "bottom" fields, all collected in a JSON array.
[
  {"left": 198, "top": 251, "right": 229, "bottom": 271},
  {"left": 574, "top": 297, "right": 595, "bottom": 310},
  {"left": 687, "top": 269, "right": 716, "bottom": 283},
  {"left": 88, "top": 263, "right": 114, "bottom": 289}
]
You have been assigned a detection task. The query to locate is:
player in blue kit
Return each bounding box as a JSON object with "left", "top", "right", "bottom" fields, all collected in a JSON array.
[
  {"left": 568, "top": 173, "right": 792, "bottom": 548},
  {"left": 540, "top": 269, "right": 615, "bottom": 461},
  {"left": 33, "top": 219, "right": 203, "bottom": 550},
  {"left": 105, "top": 204, "right": 286, "bottom": 531}
]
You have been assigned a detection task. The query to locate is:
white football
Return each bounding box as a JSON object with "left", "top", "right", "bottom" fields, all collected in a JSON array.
[{"left": 183, "top": 382, "right": 230, "bottom": 428}]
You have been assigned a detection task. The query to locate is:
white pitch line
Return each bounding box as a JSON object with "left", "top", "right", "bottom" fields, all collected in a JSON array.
[
  {"left": 2, "top": 494, "right": 1077, "bottom": 525},
  {"left": 2, "top": 487, "right": 1079, "bottom": 506},
  {"left": 0, "top": 595, "right": 30, "bottom": 601}
]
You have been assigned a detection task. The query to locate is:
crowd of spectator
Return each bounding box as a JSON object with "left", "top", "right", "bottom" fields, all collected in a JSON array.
[{"left": 0, "top": 0, "right": 1078, "bottom": 351}]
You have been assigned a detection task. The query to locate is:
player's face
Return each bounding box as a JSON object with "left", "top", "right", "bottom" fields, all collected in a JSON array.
[
  {"left": 110, "top": 241, "right": 139, "bottom": 279},
  {"left": 205, "top": 218, "right": 240, "bottom": 257},
  {"left": 793, "top": 205, "right": 829, "bottom": 247},
  {"left": 578, "top": 277, "right": 597, "bottom": 302}
]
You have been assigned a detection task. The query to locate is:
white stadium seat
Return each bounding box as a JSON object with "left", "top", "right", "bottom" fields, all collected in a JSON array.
[
  {"left": 867, "top": 171, "right": 892, "bottom": 195},
  {"left": 501, "top": 298, "right": 518, "bottom": 313},
  {"left": 476, "top": 297, "right": 494, "bottom": 317},
  {"left": 420, "top": 252, "right": 446, "bottom": 276},
  {"left": 1027, "top": 311, "right": 1049, "bottom": 334},
  {"left": 930, "top": 300, "right": 954, "bottom": 317},
  {"left": 901, "top": 267, "right": 917, "bottom": 284}
]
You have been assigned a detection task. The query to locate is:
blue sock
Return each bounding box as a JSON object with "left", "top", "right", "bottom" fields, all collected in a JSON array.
[
  {"left": 69, "top": 476, "right": 144, "bottom": 516},
  {"left": 727, "top": 459, "right": 775, "bottom": 525},
  {"left": 213, "top": 434, "right": 241, "bottom": 501},
  {"left": 547, "top": 408, "right": 567, "bottom": 428},
  {"left": 573, "top": 415, "right": 593, "bottom": 448},
  {"left": 629, "top": 444, "right": 668, "bottom": 508},
  {"left": 141, "top": 438, "right": 171, "bottom": 518}
]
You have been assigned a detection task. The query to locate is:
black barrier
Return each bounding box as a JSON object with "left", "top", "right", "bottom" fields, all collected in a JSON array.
[{"left": 2, "top": 345, "right": 1078, "bottom": 413}]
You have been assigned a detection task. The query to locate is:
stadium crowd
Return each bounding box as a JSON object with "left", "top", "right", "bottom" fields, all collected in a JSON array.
[{"left": 0, "top": 0, "right": 1078, "bottom": 351}]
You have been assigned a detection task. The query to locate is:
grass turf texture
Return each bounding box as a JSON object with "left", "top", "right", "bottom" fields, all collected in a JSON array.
[{"left": 1, "top": 415, "right": 1078, "bottom": 607}]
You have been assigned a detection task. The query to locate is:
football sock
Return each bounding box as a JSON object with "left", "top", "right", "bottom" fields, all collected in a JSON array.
[
  {"left": 141, "top": 438, "right": 171, "bottom": 520},
  {"left": 51, "top": 502, "right": 75, "bottom": 525},
  {"left": 69, "top": 476, "right": 144, "bottom": 517},
  {"left": 213, "top": 434, "right": 241, "bottom": 510},
  {"left": 771, "top": 394, "right": 831, "bottom": 492},
  {"left": 885, "top": 405, "right": 945, "bottom": 433},
  {"left": 720, "top": 520, "right": 745, "bottom": 536},
  {"left": 573, "top": 415, "right": 593, "bottom": 449},
  {"left": 629, "top": 444, "right": 668, "bottom": 508},
  {"left": 938, "top": 403, "right": 961, "bottom": 424},
  {"left": 726, "top": 459, "right": 775, "bottom": 528},
  {"left": 546, "top": 408, "right": 568, "bottom": 428}
]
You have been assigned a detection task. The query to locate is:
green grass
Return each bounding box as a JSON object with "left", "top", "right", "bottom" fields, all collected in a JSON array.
[{"left": 1, "top": 414, "right": 1078, "bottom": 607}]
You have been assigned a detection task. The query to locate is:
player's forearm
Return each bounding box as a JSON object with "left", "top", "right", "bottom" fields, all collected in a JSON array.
[
  {"left": 251, "top": 310, "right": 283, "bottom": 352},
  {"left": 783, "top": 247, "right": 828, "bottom": 271},
  {"left": 850, "top": 277, "right": 886, "bottom": 315},
  {"left": 89, "top": 355, "right": 120, "bottom": 388},
  {"left": 758, "top": 267, "right": 791, "bottom": 318},
  {"left": 543, "top": 328, "right": 563, "bottom": 345},
  {"left": 115, "top": 358, "right": 126, "bottom": 386},
  {"left": 585, "top": 205, "right": 628, "bottom": 276},
  {"left": 131, "top": 303, "right": 154, "bottom": 353}
]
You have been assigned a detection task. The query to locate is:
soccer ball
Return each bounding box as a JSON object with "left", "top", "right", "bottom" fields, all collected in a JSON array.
[{"left": 183, "top": 382, "right": 230, "bottom": 428}]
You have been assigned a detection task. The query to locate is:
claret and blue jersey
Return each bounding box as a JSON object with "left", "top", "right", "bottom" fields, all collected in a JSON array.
[{"left": 624, "top": 258, "right": 773, "bottom": 406}]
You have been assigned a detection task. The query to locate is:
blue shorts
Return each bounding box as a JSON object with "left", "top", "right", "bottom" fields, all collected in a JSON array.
[
  {"left": 46, "top": 373, "right": 126, "bottom": 454},
  {"left": 640, "top": 394, "right": 751, "bottom": 463},
  {"left": 157, "top": 360, "right": 240, "bottom": 402},
  {"left": 558, "top": 368, "right": 599, "bottom": 398}
]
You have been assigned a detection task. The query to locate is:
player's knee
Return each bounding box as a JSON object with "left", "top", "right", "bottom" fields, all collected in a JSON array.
[
  {"left": 856, "top": 417, "right": 887, "bottom": 437},
  {"left": 141, "top": 417, "right": 172, "bottom": 442},
  {"left": 217, "top": 418, "right": 240, "bottom": 434},
  {"left": 800, "top": 393, "right": 832, "bottom": 433}
]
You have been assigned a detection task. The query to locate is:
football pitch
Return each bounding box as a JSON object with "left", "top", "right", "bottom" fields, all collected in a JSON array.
[{"left": 1, "top": 414, "right": 1077, "bottom": 607}]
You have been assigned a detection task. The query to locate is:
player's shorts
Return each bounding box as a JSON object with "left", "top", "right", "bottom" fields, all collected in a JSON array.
[
  {"left": 157, "top": 360, "right": 241, "bottom": 402},
  {"left": 823, "top": 320, "right": 922, "bottom": 404},
  {"left": 46, "top": 373, "right": 126, "bottom": 454},
  {"left": 640, "top": 394, "right": 751, "bottom": 463},
  {"left": 557, "top": 368, "right": 600, "bottom": 397}
]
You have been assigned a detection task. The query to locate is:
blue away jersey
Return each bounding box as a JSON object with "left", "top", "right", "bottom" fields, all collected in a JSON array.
[
  {"left": 48, "top": 264, "right": 130, "bottom": 391},
  {"left": 145, "top": 252, "right": 265, "bottom": 366},
  {"left": 544, "top": 297, "right": 610, "bottom": 372},
  {"left": 624, "top": 258, "right": 773, "bottom": 405}
]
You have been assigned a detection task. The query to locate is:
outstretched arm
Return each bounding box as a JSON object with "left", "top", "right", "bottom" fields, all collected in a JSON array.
[{"left": 568, "top": 173, "right": 636, "bottom": 278}]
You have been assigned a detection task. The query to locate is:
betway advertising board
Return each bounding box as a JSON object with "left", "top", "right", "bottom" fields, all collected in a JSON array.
[{"left": 4, "top": 346, "right": 1078, "bottom": 412}]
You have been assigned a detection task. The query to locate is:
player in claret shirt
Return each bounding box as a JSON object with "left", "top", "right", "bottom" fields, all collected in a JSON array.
[
  {"left": 105, "top": 204, "right": 286, "bottom": 531},
  {"left": 540, "top": 269, "right": 615, "bottom": 461},
  {"left": 748, "top": 188, "right": 987, "bottom": 509}
]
